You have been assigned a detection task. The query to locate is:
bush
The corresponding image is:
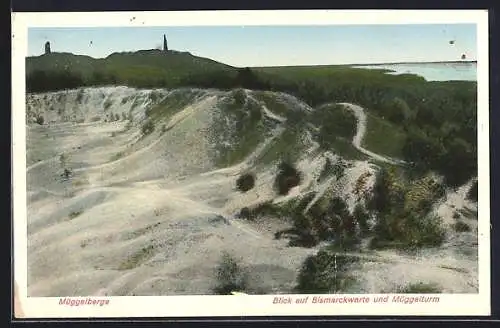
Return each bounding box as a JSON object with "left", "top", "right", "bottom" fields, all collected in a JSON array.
[
  {"left": 35, "top": 116, "right": 44, "bottom": 125},
  {"left": 295, "top": 250, "right": 358, "bottom": 293},
  {"left": 453, "top": 221, "right": 471, "bottom": 232},
  {"left": 370, "top": 212, "right": 446, "bottom": 250},
  {"left": 68, "top": 211, "right": 82, "bottom": 219},
  {"left": 236, "top": 173, "right": 256, "bottom": 192},
  {"left": 141, "top": 120, "right": 155, "bottom": 135},
  {"left": 238, "top": 207, "right": 252, "bottom": 220},
  {"left": 467, "top": 180, "right": 478, "bottom": 202},
  {"left": 398, "top": 282, "right": 442, "bottom": 293},
  {"left": 274, "top": 161, "right": 302, "bottom": 195},
  {"left": 233, "top": 88, "right": 246, "bottom": 107},
  {"left": 353, "top": 204, "right": 371, "bottom": 236},
  {"left": 76, "top": 89, "right": 84, "bottom": 103},
  {"left": 213, "top": 252, "right": 248, "bottom": 295}
]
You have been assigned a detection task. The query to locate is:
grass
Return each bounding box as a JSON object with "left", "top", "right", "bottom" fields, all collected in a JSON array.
[
  {"left": 328, "top": 137, "right": 367, "bottom": 161},
  {"left": 72, "top": 178, "right": 89, "bottom": 187},
  {"left": 212, "top": 93, "right": 271, "bottom": 167},
  {"left": 256, "top": 128, "right": 302, "bottom": 166},
  {"left": 118, "top": 245, "right": 156, "bottom": 270},
  {"left": 146, "top": 89, "right": 199, "bottom": 121},
  {"left": 295, "top": 249, "right": 359, "bottom": 294},
  {"left": 252, "top": 91, "right": 290, "bottom": 117},
  {"left": 110, "top": 152, "right": 125, "bottom": 161},
  {"left": 458, "top": 207, "right": 478, "bottom": 220},
  {"left": 103, "top": 99, "right": 113, "bottom": 110},
  {"left": 125, "top": 222, "right": 162, "bottom": 240},
  {"left": 364, "top": 111, "right": 407, "bottom": 159},
  {"left": 398, "top": 282, "right": 442, "bottom": 293},
  {"left": 453, "top": 221, "right": 471, "bottom": 232}
]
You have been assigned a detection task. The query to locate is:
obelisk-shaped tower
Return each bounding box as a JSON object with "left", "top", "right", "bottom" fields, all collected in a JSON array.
[
  {"left": 44, "top": 41, "right": 51, "bottom": 54},
  {"left": 163, "top": 34, "right": 168, "bottom": 52}
]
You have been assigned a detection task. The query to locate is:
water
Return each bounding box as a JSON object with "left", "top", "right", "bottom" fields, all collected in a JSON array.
[{"left": 352, "top": 62, "right": 477, "bottom": 82}]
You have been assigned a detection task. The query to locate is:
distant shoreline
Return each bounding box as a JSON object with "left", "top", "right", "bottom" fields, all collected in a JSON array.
[
  {"left": 253, "top": 60, "right": 477, "bottom": 69},
  {"left": 350, "top": 60, "right": 477, "bottom": 66}
]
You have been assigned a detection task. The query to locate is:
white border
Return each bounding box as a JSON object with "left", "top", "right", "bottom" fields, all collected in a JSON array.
[{"left": 12, "top": 10, "right": 490, "bottom": 318}]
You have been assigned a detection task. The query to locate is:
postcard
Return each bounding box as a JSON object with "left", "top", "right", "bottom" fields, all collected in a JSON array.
[{"left": 11, "top": 9, "right": 490, "bottom": 318}]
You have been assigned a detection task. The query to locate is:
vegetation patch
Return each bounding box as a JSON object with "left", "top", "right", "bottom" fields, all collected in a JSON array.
[
  {"left": 257, "top": 127, "right": 304, "bottom": 165},
  {"left": 314, "top": 103, "right": 357, "bottom": 142},
  {"left": 213, "top": 252, "right": 249, "bottom": 295},
  {"left": 36, "top": 116, "right": 44, "bottom": 125},
  {"left": 295, "top": 249, "right": 359, "bottom": 293},
  {"left": 68, "top": 211, "right": 83, "bottom": 220},
  {"left": 118, "top": 245, "right": 156, "bottom": 270},
  {"left": 467, "top": 180, "right": 478, "bottom": 202},
  {"left": 212, "top": 93, "right": 271, "bottom": 167},
  {"left": 125, "top": 222, "right": 162, "bottom": 240},
  {"left": 103, "top": 99, "right": 113, "bottom": 110},
  {"left": 397, "top": 282, "right": 442, "bottom": 293},
  {"left": 236, "top": 172, "right": 256, "bottom": 192},
  {"left": 364, "top": 111, "right": 407, "bottom": 159},
  {"left": 458, "top": 207, "right": 477, "bottom": 220},
  {"left": 76, "top": 89, "right": 84, "bottom": 103},
  {"left": 367, "top": 167, "right": 447, "bottom": 250},
  {"left": 274, "top": 161, "right": 302, "bottom": 195},
  {"left": 453, "top": 221, "right": 471, "bottom": 233},
  {"left": 141, "top": 120, "right": 155, "bottom": 136},
  {"left": 253, "top": 91, "right": 290, "bottom": 117},
  {"left": 110, "top": 152, "right": 125, "bottom": 161}
]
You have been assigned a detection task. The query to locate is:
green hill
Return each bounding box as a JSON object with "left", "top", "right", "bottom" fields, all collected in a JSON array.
[{"left": 26, "top": 50, "right": 238, "bottom": 90}]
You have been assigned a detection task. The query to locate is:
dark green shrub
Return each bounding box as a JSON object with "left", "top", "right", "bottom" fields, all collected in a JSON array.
[
  {"left": 141, "top": 120, "right": 155, "bottom": 135},
  {"left": 238, "top": 207, "right": 252, "bottom": 220},
  {"left": 467, "top": 180, "right": 478, "bottom": 202},
  {"left": 233, "top": 88, "right": 246, "bottom": 107},
  {"left": 36, "top": 116, "right": 44, "bottom": 125},
  {"left": 295, "top": 250, "right": 358, "bottom": 293},
  {"left": 213, "top": 252, "right": 248, "bottom": 295},
  {"left": 453, "top": 221, "right": 471, "bottom": 232},
  {"left": 353, "top": 204, "right": 371, "bottom": 236},
  {"left": 274, "top": 161, "right": 302, "bottom": 195},
  {"left": 236, "top": 173, "right": 256, "bottom": 192},
  {"left": 398, "top": 282, "right": 442, "bottom": 293}
]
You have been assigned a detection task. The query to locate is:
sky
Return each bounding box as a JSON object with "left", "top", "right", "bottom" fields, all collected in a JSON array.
[{"left": 27, "top": 24, "right": 477, "bottom": 66}]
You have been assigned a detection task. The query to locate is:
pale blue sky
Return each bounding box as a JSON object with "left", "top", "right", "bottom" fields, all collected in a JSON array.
[{"left": 27, "top": 25, "right": 477, "bottom": 66}]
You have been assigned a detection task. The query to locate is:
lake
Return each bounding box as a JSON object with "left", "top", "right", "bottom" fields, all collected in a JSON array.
[{"left": 351, "top": 62, "right": 477, "bottom": 82}]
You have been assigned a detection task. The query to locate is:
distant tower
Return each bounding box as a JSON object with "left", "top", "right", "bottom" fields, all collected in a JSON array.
[
  {"left": 44, "top": 41, "right": 51, "bottom": 55},
  {"left": 163, "top": 34, "right": 168, "bottom": 52}
]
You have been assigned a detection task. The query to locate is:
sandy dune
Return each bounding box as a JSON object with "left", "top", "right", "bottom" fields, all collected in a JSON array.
[{"left": 25, "top": 87, "right": 478, "bottom": 296}]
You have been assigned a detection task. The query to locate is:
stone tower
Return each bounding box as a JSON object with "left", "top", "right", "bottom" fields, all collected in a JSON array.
[
  {"left": 163, "top": 34, "right": 168, "bottom": 52},
  {"left": 44, "top": 41, "right": 51, "bottom": 54}
]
